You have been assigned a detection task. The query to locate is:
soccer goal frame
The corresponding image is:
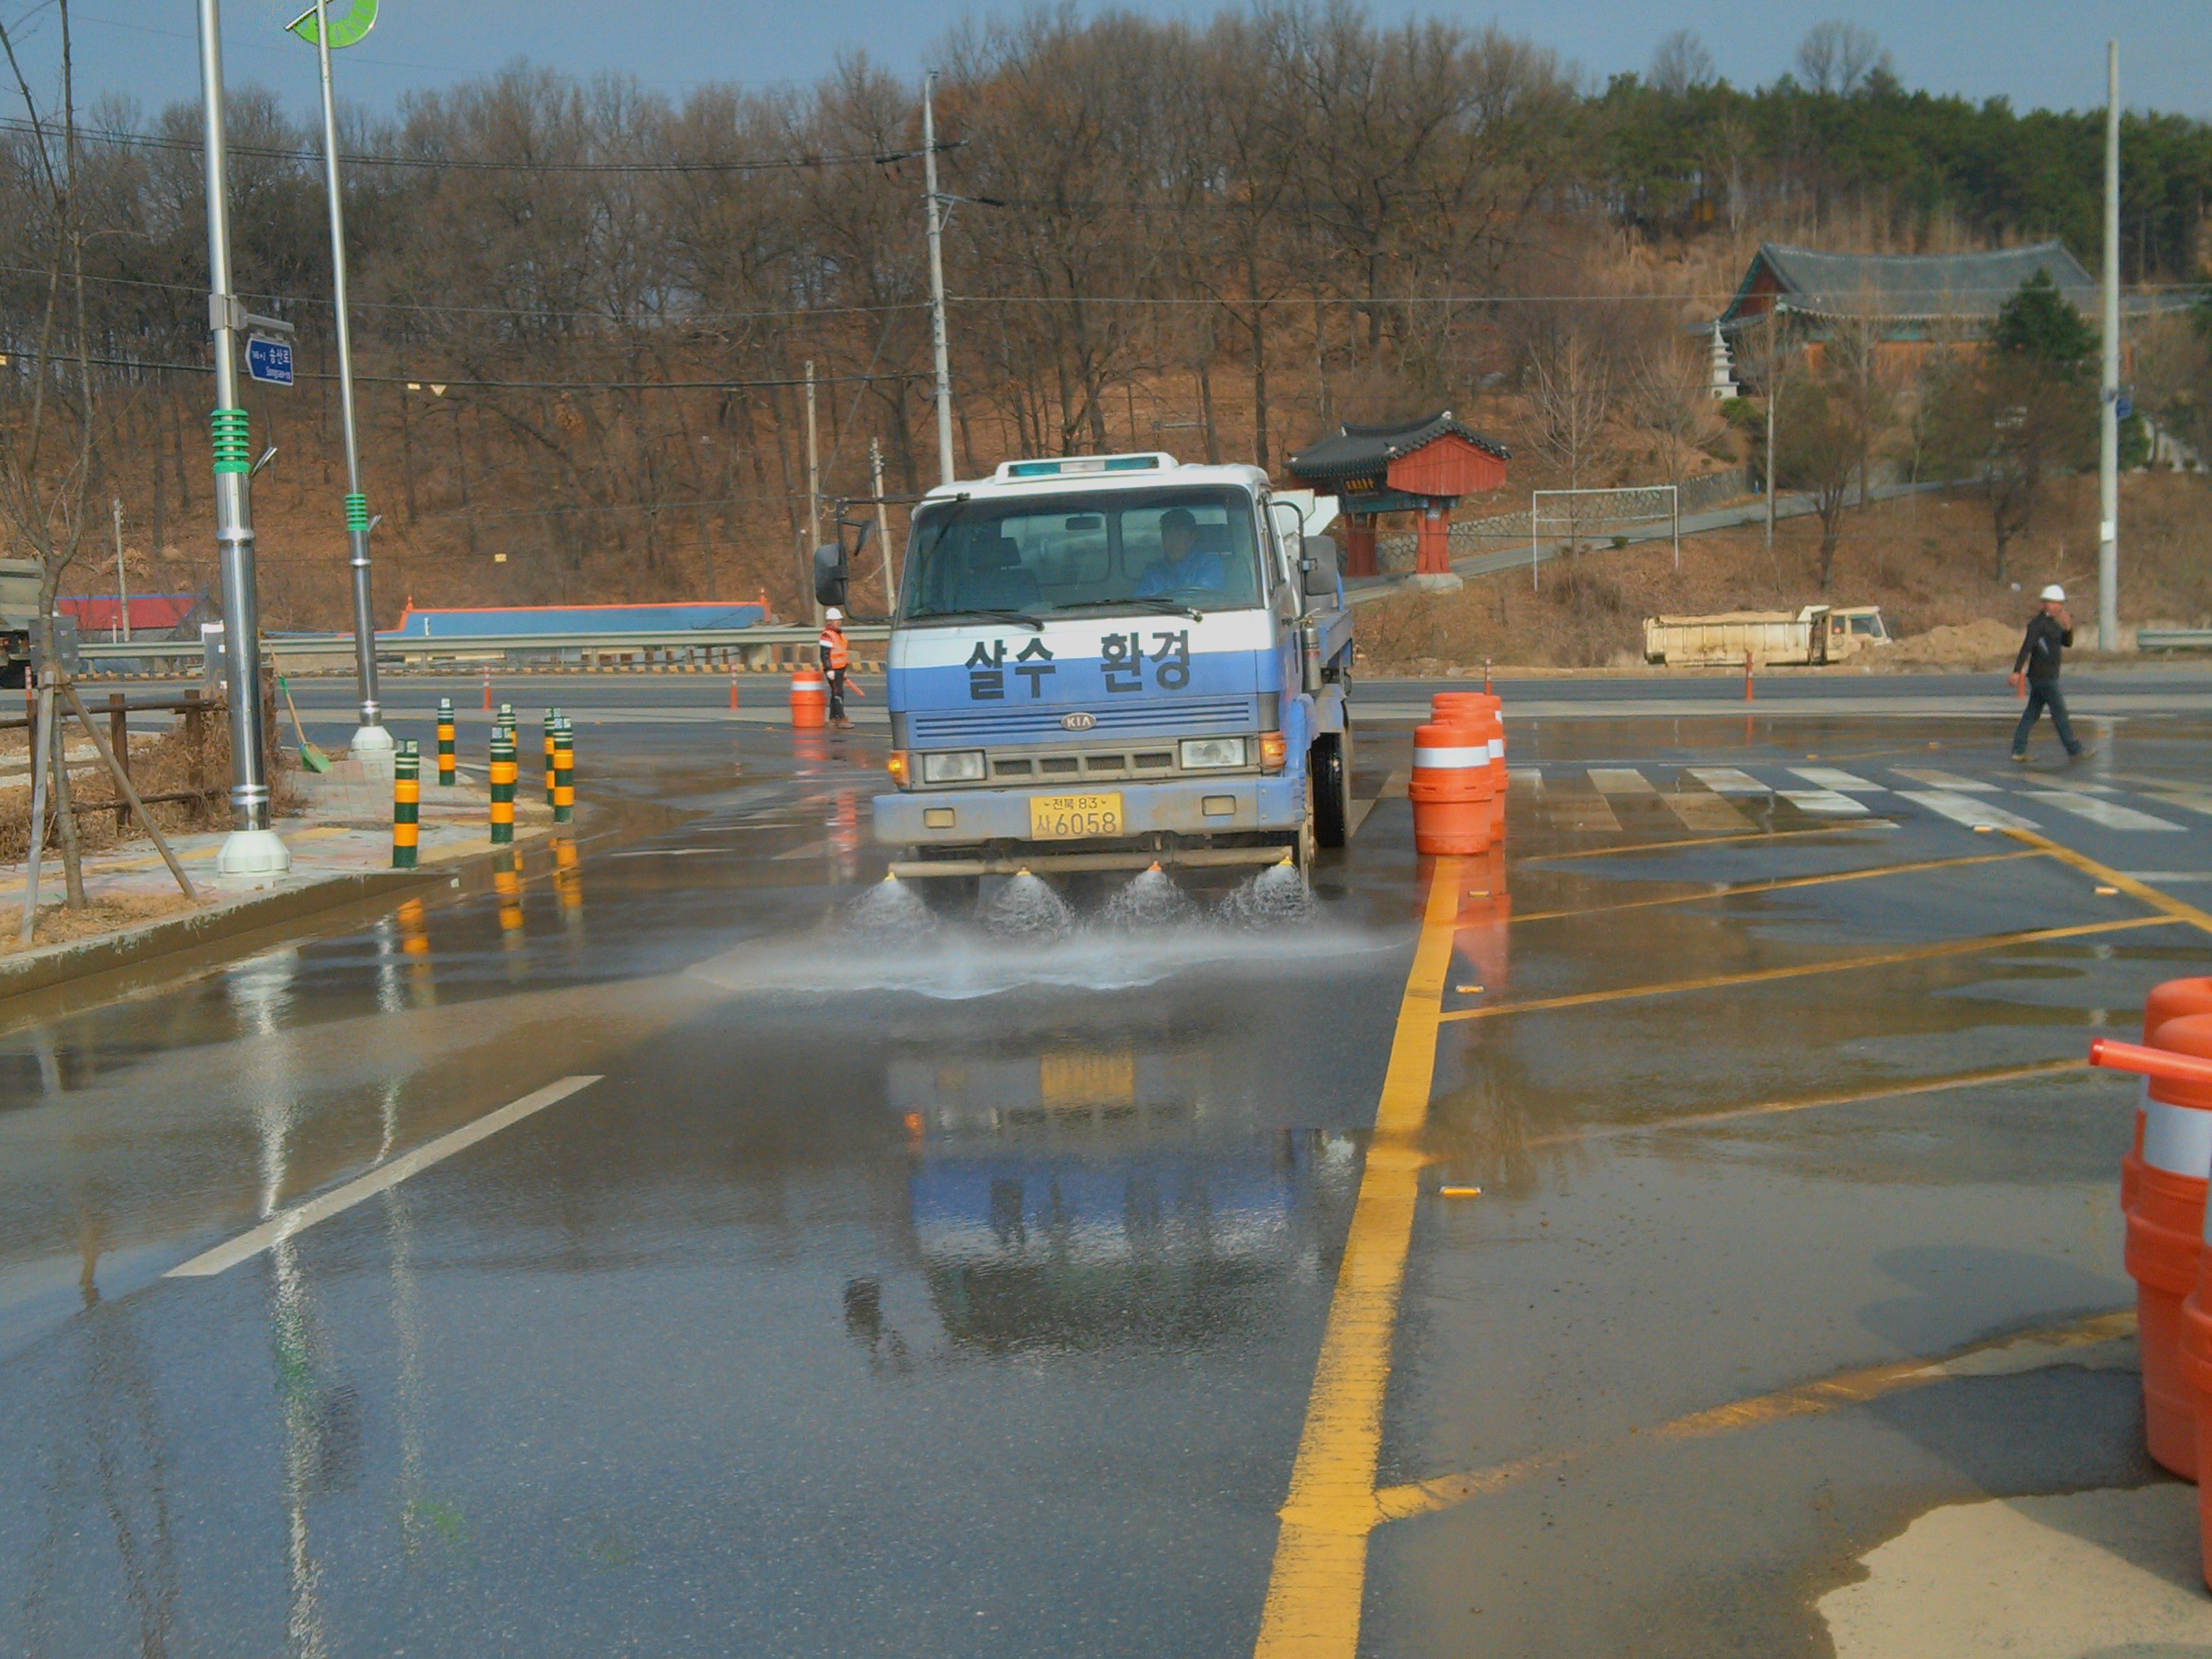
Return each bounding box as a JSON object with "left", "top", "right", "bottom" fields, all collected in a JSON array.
[{"left": 1529, "top": 485, "right": 1679, "bottom": 590}]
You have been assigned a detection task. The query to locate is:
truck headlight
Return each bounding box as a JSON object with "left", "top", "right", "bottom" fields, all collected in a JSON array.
[
  {"left": 1179, "top": 737, "right": 1247, "bottom": 770},
  {"left": 921, "top": 750, "right": 986, "bottom": 783}
]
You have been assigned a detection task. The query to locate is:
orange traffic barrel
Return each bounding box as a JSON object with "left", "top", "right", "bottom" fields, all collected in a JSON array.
[
  {"left": 2118, "top": 1012, "right": 2212, "bottom": 1481},
  {"left": 2124, "top": 979, "right": 2212, "bottom": 1216},
  {"left": 790, "top": 666, "right": 829, "bottom": 730},
  {"left": 1436, "top": 691, "right": 1507, "bottom": 794},
  {"left": 1409, "top": 722, "right": 1493, "bottom": 855}
]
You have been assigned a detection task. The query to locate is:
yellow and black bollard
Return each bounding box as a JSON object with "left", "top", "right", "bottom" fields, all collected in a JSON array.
[
  {"left": 543, "top": 709, "right": 559, "bottom": 807},
  {"left": 489, "top": 726, "right": 516, "bottom": 845},
  {"left": 436, "top": 697, "right": 456, "bottom": 786},
  {"left": 392, "top": 739, "right": 420, "bottom": 868},
  {"left": 553, "top": 716, "right": 575, "bottom": 823}
]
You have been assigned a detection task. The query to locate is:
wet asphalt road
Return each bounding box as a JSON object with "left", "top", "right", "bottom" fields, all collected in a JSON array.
[{"left": 3, "top": 669, "right": 2209, "bottom": 1656}]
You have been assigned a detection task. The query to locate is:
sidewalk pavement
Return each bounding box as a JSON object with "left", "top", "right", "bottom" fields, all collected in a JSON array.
[{"left": 0, "top": 755, "right": 556, "bottom": 994}]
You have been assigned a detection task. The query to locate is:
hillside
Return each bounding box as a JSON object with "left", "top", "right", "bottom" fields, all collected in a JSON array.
[{"left": 1355, "top": 472, "right": 2212, "bottom": 672}]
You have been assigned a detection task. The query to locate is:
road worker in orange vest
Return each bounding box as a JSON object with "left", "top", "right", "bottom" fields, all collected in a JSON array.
[{"left": 819, "top": 607, "right": 851, "bottom": 726}]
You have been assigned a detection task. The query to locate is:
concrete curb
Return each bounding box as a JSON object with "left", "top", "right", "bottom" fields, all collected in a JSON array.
[{"left": 0, "top": 825, "right": 555, "bottom": 1005}]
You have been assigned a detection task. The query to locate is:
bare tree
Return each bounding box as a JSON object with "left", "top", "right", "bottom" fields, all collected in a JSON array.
[
  {"left": 1525, "top": 323, "right": 1616, "bottom": 562},
  {"left": 1630, "top": 333, "right": 1717, "bottom": 499},
  {"left": 1647, "top": 30, "right": 1715, "bottom": 95},
  {"left": 1795, "top": 22, "right": 1892, "bottom": 97},
  {"left": 0, "top": 3, "right": 98, "bottom": 905}
]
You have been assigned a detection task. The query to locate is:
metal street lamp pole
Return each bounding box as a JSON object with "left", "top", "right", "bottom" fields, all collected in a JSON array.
[
  {"left": 2098, "top": 40, "right": 2122, "bottom": 653},
  {"left": 309, "top": 0, "right": 388, "bottom": 754},
  {"left": 197, "top": 0, "right": 287, "bottom": 878},
  {"left": 922, "top": 73, "right": 956, "bottom": 487}
]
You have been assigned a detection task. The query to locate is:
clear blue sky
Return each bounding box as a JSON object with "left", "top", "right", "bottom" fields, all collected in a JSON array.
[{"left": 11, "top": 0, "right": 2208, "bottom": 122}]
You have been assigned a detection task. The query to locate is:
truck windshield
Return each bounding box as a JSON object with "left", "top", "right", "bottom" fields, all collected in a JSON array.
[{"left": 900, "top": 487, "right": 1265, "bottom": 623}]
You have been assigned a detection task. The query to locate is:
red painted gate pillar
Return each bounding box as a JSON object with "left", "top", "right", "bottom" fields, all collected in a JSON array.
[
  {"left": 1343, "top": 514, "right": 1378, "bottom": 577},
  {"left": 1415, "top": 500, "right": 1455, "bottom": 576}
]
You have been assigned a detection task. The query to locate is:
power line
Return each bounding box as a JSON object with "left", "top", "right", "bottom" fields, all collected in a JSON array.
[
  {"left": 3, "top": 346, "right": 917, "bottom": 392},
  {"left": 0, "top": 115, "right": 960, "bottom": 176}
]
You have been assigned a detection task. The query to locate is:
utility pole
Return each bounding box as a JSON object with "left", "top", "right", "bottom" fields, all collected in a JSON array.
[
  {"left": 869, "top": 437, "right": 895, "bottom": 612},
  {"left": 197, "top": 0, "right": 287, "bottom": 878},
  {"left": 2099, "top": 39, "right": 2122, "bottom": 652},
  {"left": 298, "top": 0, "right": 388, "bottom": 754},
  {"left": 922, "top": 73, "right": 956, "bottom": 487},
  {"left": 1765, "top": 308, "right": 1782, "bottom": 553},
  {"left": 111, "top": 498, "right": 129, "bottom": 643},
  {"left": 804, "top": 360, "right": 823, "bottom": 627}
]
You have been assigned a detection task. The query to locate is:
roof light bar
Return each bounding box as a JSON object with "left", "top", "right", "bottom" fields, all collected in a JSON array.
[{"left": 996, "top": 453, "right": 1176, "bottom": 481}]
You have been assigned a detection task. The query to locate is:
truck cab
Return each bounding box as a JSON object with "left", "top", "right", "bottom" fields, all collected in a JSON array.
[{"left": 854, "top": 453, "right": 1353, "bottom": 879}]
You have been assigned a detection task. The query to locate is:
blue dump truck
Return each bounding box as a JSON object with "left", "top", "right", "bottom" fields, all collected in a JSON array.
[{"left": 814, "top": 453, "right": 1353, "bottom": 880}]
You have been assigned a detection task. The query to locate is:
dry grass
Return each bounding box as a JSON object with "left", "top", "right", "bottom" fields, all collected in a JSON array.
[
  {"left": 0, "top": 707, "right": 301, "bottom": 863},
  {"left": 0, "top": 890, "right": 202, "bottom": 958},
  {"left": 1357, "top": 472, "right": 2212, "bottom": 672}
]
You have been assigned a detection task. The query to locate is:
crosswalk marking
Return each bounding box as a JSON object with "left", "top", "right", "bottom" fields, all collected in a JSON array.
[
  {"left": 1588, "top": 767, "right": 1656, "bottom": 795},
  {"left": 1509, "top": 767, "right": 1541, "bottom": 792},
  {"left": 2025, "top": 791, "right": 2186, "bottom": 832},
  {"left": 1899, "top": 790, "right": 2040, "bottom": 832},
  {"left": 1893, "top": 768, "right": 1998, "bottom": 793},
  {"left": 1790, "top": 766, "right": 1884, "bottom": 793},
  {"left": 2144, "top": 791, "right": 2212, "bottom": 820},
  {"left": 1777, "top": 789, "right": 1871, "bottom": 816},
  {"left": 1686, "top": 767, "right": 1769, "bottom": 796},
  {"left": 1665, "top": 791, "right": 1750, "bottom": 831},
  {"left": 1547, "top": 793, "right": 1621, "bottom": 832}
]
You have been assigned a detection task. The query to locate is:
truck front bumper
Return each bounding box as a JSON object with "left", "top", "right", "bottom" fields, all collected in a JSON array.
[{"left": 872, "top": 773, "right": 1305, "bottom": 849}]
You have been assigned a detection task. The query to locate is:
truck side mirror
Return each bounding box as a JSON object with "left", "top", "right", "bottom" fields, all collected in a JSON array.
[
  {"left": 1300, "top": 536, "right": 1340, "bottom": 599},
  {"left": 812, "top": 541, "right": 848, "bottom": 609}
]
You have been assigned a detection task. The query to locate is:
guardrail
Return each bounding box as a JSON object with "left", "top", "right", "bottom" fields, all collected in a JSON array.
[
  {"left": 75, "top": 622, "right": 893, "bottom": 677},
  {"left": 2137, "top": 629, "right": 2212, "bottom": 652}
]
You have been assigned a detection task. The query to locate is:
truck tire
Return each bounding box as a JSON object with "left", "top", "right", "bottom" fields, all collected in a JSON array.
[{"left": 1311, "top": 727, "right": 1351, "bottom": 849}]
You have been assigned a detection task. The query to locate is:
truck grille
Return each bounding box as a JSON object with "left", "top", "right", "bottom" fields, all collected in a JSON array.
[{"left": 907, "top": 696, "right": 1255, "bottom": 747}]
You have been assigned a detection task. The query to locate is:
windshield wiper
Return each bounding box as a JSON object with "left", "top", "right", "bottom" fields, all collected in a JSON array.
[
  {"left": 906, "top": 607, "right": 1044, "bottom": 632},
  {"left": 1050, "top": 596, "right": 1206, "bottom": 623}
]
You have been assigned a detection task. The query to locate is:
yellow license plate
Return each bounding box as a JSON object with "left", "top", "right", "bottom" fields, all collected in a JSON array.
[{"left": 1029, "top": 791, "right": 1124, "bottom": 840}]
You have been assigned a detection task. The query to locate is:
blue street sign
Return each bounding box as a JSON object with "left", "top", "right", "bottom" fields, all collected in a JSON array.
[
  {"left": 246, "top": 335, "right": 293, "bottom": 387},
  {"left": 2116, "top": 390, "right": 2134, "bottom": 421}
]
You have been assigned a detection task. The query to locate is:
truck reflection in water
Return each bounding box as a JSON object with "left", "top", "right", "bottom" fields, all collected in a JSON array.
[{"left": 889, "top": 1044, "right": 1359, "bottom": 1353}]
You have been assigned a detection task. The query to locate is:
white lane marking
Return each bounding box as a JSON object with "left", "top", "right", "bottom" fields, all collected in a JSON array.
[
  {"left": 2024, "top": 792, "right": 2186, "bottom": 832},
  {"left": 1893, "top": 768, "right": 1998, "bottom": 792},
  {"left": 1686, "top": 766, "right": 1769, "bottom": 796},
  {"left": 2142, "top": 792, "right": 2212, "bottom": 820},
  {"left": 1508, "top": 766, "right": 1540, "bottom": 792},
  {"left": 1790, "top": 766, "right": 1885, "bottom": 793},
  {"left": 1587, "top": 767, "right": 1655, "bottom": 795},
  {"left": 1664, "top": 790, "right": 1750, "bottom": 830},
  {"left": 607, "top": 847, "right": 726, "bottom": 859},
  {"left": 1777, "top": 789, "right": 1871, "bottom": 816},
  {"left": 166, "top": 1076, "right": 602, "bottom": 1278},
  {"left": 1898, "top": 790, "right": 2040, "bottom": 831},
  {"left": 2121, "top": 872, "right": 2212, "bottom": 884}
]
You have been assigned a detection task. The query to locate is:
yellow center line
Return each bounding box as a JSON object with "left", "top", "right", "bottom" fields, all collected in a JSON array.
[
  {"left": 1372, "top": 1307, "right": 2136, "bottom": 1525},
  {"left": 1437, "top": 914, "right": 2179, "bottom": 1023},
  {"left": 1508, "top": 848, "right": 2041, "bottom": 924},
  {"left": 1252, "top": 855, "right": 1467, "bottom": 1659},
  {"left": 2005, "top": 826, "right": 2212, "bottom": 936},
  {"left": 1519, "top": 820, "right": 1898, "bottom": 865},
  {"left": 1511, "top": 1056, "right": 2095, "bottom": 1151}
]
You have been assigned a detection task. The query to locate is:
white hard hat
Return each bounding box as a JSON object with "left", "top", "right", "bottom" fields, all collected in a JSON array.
[
  {"left": 2039, "top": 584, "right": 2066, "bottom": 602},
  {"left": 825, "top": 607, "right": 843, "bottom": 621}
]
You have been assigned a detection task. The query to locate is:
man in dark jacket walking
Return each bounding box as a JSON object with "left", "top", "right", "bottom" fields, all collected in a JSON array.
[{"left": 2010, "top": 583, "right": 2083, "bottom": 761}]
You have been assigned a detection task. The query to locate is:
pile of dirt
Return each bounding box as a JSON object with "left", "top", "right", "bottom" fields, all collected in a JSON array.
[{"left": 1883, "top": 617, "right": 2024, "bottom": 670}]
